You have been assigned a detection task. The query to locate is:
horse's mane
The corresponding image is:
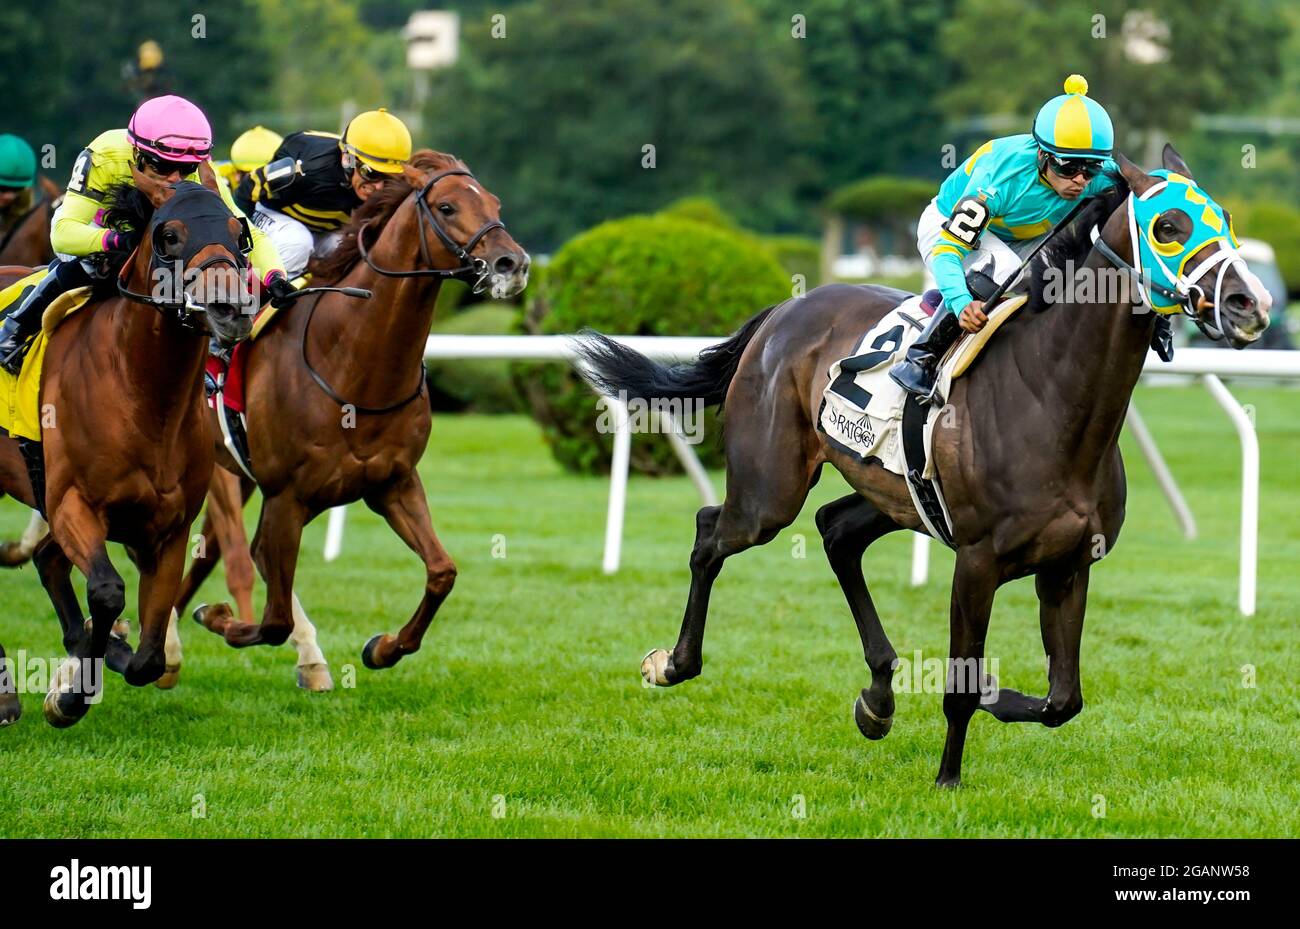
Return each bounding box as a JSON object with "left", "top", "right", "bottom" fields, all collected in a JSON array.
[
  {"left": 1025, "top": 168, "right": 1130, "bottom": 312},
  {"left": 310, "top": 149, "right": 467, "bottom": 282},
  {"left": 100, "top": 182, "right": 156, "bottom": 238}
]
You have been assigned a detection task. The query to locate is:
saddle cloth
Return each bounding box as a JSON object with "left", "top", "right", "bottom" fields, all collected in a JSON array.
[
  {"left": 0, "top": 272, "right": 93, "bottom": 442},
  {"left": 817, "top": 291, "right": 1030, "bottom": 472}
]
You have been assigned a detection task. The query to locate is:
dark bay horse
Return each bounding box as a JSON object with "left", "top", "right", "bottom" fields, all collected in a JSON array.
[
  {"left": 171, "top": 150, "right": 528, "bottom": 687},
  {"left": 0, "top": 176, "right": 61, "bottom": 267},
  {"left": 576, "top": 147, "right": 1267, "bottom": 786},
  {"left": 0, "top": 173, "right": 254, "bottom": 726}
]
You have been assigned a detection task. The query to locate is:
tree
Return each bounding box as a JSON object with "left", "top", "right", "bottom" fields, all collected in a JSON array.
[
  {"left": 0, "top": 0, "right": 272, "bottom": 173},
  {"left": 939, "top": 0, "right": 1284, "bottom": 159},
  {"left": 426, "top": 0, "right": 815, "bottom": 251}
]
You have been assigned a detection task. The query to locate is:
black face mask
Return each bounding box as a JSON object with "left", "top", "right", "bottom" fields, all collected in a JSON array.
[{"left": 148, "top": 181, "right": 248, "bottom": 266}]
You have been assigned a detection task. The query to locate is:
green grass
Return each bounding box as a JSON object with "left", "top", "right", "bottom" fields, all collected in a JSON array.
[{"left": 0, "top": 385, "right": 1297, "bottom": 837}]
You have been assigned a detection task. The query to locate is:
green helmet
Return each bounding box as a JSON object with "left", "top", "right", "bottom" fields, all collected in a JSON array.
[{"left": 0, "top": 134, "right": 37, "bottom": 187}]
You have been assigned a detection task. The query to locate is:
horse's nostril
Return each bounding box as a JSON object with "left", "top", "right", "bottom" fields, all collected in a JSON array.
[
  {"left": 493, "top": 255, "right": 516, "bottom": 275},
  {"left": 1226, "top": 292, "right": 1256, "bottom": 313}
]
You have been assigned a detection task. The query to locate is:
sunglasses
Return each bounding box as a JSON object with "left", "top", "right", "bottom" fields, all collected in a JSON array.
[
  {"left": 353, "top": 161, "right": 386, "bottom": 184},
  {"left": 135, "top": 150, "right": 193, "bottom": 177},
  {"left": 1044, "top": 154, "right": 1104, "bottom": 181},
  {"left": 0, "top": 184, "right": 25, "bottom": 193}
]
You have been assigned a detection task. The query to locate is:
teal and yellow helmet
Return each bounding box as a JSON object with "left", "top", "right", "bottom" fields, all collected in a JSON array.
[
  {"left": 1032, "top": 74, "right": 1114, "bottom": 159},
  {"left": 0, "top": 134, "right": 37, "bottom": 187}
]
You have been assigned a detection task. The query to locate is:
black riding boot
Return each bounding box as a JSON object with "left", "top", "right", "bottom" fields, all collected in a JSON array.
[
  {"left": 888, "top": 304, "right": 963, "bottom": 402},
  {"left": 0, "top": 259, "right": 93, "bottom": 375}
]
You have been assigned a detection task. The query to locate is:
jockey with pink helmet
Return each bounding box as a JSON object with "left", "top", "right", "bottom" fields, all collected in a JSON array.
[{"left": 0, "top": 94, "right": 290, "bottom": 373}]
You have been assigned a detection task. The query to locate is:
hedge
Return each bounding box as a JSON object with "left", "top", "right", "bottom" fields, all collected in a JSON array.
[
  {"left": 512, "top": 214, "right": 792, "bottom": 474},
  {"left": 826, "top": 175, "right": 934, "bottom": 222}
]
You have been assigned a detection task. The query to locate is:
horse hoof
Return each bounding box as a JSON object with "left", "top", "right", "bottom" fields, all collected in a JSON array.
[
  {"left": 853, "top": 690, "right": 893, "bottom": 740},
  {"left": 154, "top": 666, "right": 181, "bottom": 690},
  {"left": 640, "top": 649, "right": 673, "bottom": 687},
  {"left": 112, "top": 618, "right": 130, "bottom": 640},
  {"left": 193, "top": 602, "right": 234, "bottom": 635},
  {"left": 297, "top": 663, "right": 334, "bottom": 692},
  {"left": 0, "top": 542, "right": 31, "bottom": 567},
  {"left": 362, "top": 634, "right": 398, "bottom": 670},
  {"left": 935, "top": 775, "right": 962, "bottom": 790},
  {"left": 0, "top": 693, "right": 21, "bottom": 726}
]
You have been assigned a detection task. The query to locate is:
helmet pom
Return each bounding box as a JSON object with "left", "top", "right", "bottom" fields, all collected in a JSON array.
[{"left": 1064, "top": 74, "right": 1089, "bottom": 96}]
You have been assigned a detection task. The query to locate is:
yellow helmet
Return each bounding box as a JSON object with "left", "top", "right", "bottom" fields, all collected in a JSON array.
[
  {"left": 138, "top": 40, "right": 164, "bottom": 71},
  {"left": 229, "top": 125, "right": 284, "bottom": 172},
  {"left": 341, "top": 108, "right": 412, "bottom": 175}
]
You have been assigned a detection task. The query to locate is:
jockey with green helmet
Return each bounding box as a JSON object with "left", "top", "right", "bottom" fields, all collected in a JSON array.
[
  {"left": 0, "top": 95, "right": 291, "bottom": 374},
  {"left": 0, "top": 134, "right": 39, "bottom": 237},
  {"left": 890, "top": 75, "right": 1122, "bottom": 401}
]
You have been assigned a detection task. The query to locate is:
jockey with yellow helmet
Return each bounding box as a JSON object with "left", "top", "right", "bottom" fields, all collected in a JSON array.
[
  {"left": 0, "top": 95, "right": 291, "bottom": 373},
  {"left": 0, "top": 134, "right": 39, "bottom": 237},
  {"left": 214, "top": 125, "right": 283, "bottom": 191},
  {"left": 234, "top": 108, "right": 412, "bottom": 279},
  {"left": 890, "top": 75, "right": 1122, "bottom": 401}
]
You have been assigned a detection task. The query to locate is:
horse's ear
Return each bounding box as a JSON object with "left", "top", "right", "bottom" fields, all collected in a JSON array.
[
  {"left": 1161, "top": 143, "right": 1194, "bottom": 181},
  {"left": 197, "top": 160, "right": 222, "bottom": 195},
  {"left": 400, "top": 163, "right": 427, "bottom": 188},
  {"left": 1114, "top": 152, "right": 1156, "bottom": 196},
  {"left": 38, "top": 175, "right": 61, "bottom": 199},
  {"left": 130, "top": 163, "right": 172, "bottom": 209}
]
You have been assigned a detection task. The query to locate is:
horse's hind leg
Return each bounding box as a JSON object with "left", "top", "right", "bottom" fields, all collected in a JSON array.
[
  {"left": 359, "top": 469, "right": 456, "bottom": 671},
  {"left": 815, "top": 493, "right": 902, "bottom": 740},
  {"left": 0, "top": 511, "right": 47, "bottom": 567},
  {"left": 979, "top": 564, "right": 1089, "bottom": 727},
  {"left": 642, "top": 420, "right": 819, "bottom": 687}
]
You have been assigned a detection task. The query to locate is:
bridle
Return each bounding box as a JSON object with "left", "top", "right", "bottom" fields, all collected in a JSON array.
[
  {"left": 1090, "top": 186, "right": 1246, "bottom": 341},
  {"left": 355, "top": 168, "right": 505, "bottom": 293},
  {"left": 117, "top": 207, "right": 251, "bottom": 332},
  {"left": 298, "top": 167, "right": 506, "bottom": 414}
]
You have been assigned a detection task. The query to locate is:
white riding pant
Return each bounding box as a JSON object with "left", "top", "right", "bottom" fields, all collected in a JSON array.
[
  {"left": 251, "top": 205, "right": 344, "bottom": 279},
  {"left": 916, "top": 198, "right": 1046, "bottom": 294}
]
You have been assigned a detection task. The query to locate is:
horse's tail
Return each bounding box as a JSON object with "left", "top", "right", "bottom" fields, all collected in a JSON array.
[{"left": 574, "top": 305, "right": 777, "bottom": 409}]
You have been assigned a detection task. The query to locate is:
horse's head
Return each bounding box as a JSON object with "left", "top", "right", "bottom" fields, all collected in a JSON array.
[
  {"left": 130, "top": 173, "right": 254, "bottom": 349},
  {"left": 398, "top": 155, "right": 530, "bottom": 299},
  {"left": 1108, "top": 146, "right": 1269, "bottom": 348}
]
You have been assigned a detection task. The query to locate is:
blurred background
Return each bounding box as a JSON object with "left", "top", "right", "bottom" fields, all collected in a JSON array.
[{"left": 3, "top": 0, "right": 1297, "bottom": 469}]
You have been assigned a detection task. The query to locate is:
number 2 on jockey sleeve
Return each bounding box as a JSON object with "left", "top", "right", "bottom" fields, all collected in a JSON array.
[{"left": 942, "top": 195, "right": 990, "bottom": 248}]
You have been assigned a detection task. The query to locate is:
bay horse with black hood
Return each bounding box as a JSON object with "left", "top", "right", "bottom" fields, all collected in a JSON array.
[
  {"left": 0, "top": 171, "right": 253, "bottom": 727},
  {"left": 576, "top": 147, "right": 1268, "bottom": 786}
]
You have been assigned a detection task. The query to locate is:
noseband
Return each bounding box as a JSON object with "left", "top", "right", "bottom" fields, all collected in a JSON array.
[{"left": 356, "top": 168, "right": 505, "bottom": 293}]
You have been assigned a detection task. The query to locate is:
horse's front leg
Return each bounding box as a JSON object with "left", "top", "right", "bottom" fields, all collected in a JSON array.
[
  {"left": 360, "top": 470, "right": 456, "bottom": 670},
  {"left": 194, "top": 492, "right": 303, "bottom": 648},
  {"left": 936, "top": 546, "right": 999, "bottom": 788},
  {"left": 124, "top": 535, "right": 190, "bottom": 687},
  {"left": 978, "top": 564, "right": 1089, "bottom": 726}
]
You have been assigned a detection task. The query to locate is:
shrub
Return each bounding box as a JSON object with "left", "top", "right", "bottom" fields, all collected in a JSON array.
[
  {"left": 426, "top": 303, "right": 523, "bottom": 413},
  {"left": 1233, "top": 201, "right": 1300, "bottom": 294},
  {"left": 826, "top": 175, "right": 935, "bottom": 222},
  {"left": 513, "top": 214, "right": 791, "bottom": 474}
]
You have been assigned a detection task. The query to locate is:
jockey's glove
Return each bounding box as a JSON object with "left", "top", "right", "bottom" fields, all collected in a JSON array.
[
  {"left": 265, "top": 271, "right": 298, "bottom": 308},
  {"left": 101, "top": 229, "right": 138, "bottom": 254}
]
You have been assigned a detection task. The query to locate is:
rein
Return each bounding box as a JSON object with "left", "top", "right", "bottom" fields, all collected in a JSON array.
[{"left": 117, "top": 251, "right": 246, "bottom": 331}]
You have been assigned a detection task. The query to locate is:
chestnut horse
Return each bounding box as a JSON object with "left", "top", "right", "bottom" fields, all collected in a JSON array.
[
  {"left": 168, "top": 150, "right": 528, "bottom": 688},
  {"left": 0, "top": 174, "right": 254, "bottom": 726},
  {"left": 576, "top": 147, "right": 1268, "bottom": 786}
]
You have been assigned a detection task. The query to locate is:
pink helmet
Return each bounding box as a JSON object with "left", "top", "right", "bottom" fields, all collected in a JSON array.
[{"left": 127, "top": 95, "right": 213, "bottom": 163}]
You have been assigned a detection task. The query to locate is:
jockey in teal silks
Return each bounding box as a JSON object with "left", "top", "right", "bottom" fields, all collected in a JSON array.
[{"left": 890, "top": 74, "right": 1123, "bottom": 401}]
